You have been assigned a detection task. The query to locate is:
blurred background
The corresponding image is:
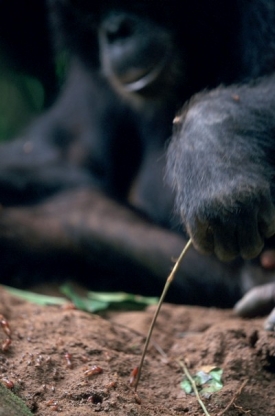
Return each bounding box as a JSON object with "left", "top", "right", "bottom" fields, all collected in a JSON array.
[{"left": 0, "top": 0, "right": 62, "bottom": 141}]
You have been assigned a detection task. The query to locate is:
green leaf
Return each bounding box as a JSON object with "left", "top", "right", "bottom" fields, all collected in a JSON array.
[
  {"left": 60, "top": 284, "right": 109, "bottom": 312},
  {"left": 209, "top": 368, "right": 223, "bottom": 382},
  {"left": 180, "top": 367, "right": 223, "bottom": 397},
  {"left": 60, "top": 284, "right": 158, "bottom": 312},
  {"left": 2, "top": 283, "right": 158, "bottom": 313},
  {"left": 2, "top": 285, "right": 68, "bottom": 306},
  {"left": 87, "top": 290, "right": 158, "bottom": 307},
  {"left": 180, "top": 379, "right": 193, "bottom": 394}
]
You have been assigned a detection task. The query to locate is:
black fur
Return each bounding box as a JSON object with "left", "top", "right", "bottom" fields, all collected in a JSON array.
[
  {"left": 1, "top": 0, "right": 275, "bottom": 309},
  {"left": 167, "top": 4, "right": 275, "bottom": 261}
]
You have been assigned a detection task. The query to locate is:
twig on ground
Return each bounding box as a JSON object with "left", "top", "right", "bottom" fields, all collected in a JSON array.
[
  {"left": 178, "top": 359, "right": 212, "bottom": 416},
  {"left": 134, "top": 238, "right": 192, "bottom": 392},
  {"left": 233, "top": 403, "right": 251, "bottom": 414},
  {"left": 218, "top": 379, "right": 248, "bottom": 416}
]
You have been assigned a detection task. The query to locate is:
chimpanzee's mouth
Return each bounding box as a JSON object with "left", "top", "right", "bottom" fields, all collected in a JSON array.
[
  {"left": 118, "top": 53, "right": 172, "bottom": 93},
  {"left": 99, "top": 15, "right": 175, "bottom": 96}
]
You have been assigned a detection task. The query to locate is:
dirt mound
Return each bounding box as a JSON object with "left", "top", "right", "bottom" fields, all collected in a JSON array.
[{"left": 0, "top": 288, "right": 275, "bottom": 415}]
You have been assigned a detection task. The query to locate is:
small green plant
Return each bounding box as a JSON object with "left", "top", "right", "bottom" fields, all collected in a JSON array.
[{"left": 181, "top": 366, "right": 223, "bottom": 397}]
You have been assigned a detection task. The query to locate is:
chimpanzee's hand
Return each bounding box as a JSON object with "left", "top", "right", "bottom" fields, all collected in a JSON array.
[
  {"left": 180, "top": 180, "right": 275, "bottom": 261},
  {"left": 167, "top": 84, "right": 275, "bottom": 261}
]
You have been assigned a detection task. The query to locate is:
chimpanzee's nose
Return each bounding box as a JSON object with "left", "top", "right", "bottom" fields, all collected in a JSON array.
[{"left": 101, "top": 15, "right": 135, "bottom": 43}]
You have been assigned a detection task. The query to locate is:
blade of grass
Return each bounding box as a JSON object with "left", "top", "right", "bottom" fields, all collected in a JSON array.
[
  {"left": 178, "top": 360, "right": 212, "bottom": 416},
  {"left": 1, "top": 285, "right": 68, "bottom": 306},
  {"left": 134, "top": 238, "right": 192, "bottom": 392},
  {"left": 60, "top": 284, "right": 159, "bottom": 312}
]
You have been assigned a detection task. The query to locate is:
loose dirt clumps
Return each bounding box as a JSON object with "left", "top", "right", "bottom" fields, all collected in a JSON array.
[{"left": 0, "top": 287, "right": 275, "bottom": 415}]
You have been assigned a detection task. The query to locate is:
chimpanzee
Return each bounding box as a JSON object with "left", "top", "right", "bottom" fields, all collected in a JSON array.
[{"left": 1, "top": 0, "right": 275, "bottom": 325}]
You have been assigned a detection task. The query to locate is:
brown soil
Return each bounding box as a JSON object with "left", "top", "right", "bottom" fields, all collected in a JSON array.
[{"left": 0, "top": 287, "right": 275, "bottom": 416}]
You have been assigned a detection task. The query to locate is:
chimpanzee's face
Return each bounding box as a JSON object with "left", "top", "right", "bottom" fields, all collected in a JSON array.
[
  {"left": 52, "top": 0, "right": 188, "bottom": 104},
  {"left": 98, "top": 11, "right": 182, "bottom": 98}
]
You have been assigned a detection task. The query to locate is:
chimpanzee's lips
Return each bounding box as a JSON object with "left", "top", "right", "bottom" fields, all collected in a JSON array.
[{"left": 119, "top": 54, "right": 171, "bottom": 92}]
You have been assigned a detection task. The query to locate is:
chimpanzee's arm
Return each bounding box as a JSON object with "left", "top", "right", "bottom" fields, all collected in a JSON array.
[{"left": 0, "top": 187, "right": 242, "bottom": 306}]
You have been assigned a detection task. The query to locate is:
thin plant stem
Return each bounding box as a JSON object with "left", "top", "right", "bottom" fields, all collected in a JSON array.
[
  {"left": 178, "top": 360, "right": 212, "bottom": 416},
  {"left": 218, "top": 379, "right": 248, "bottom": 416},
  {"left": 134, "top": 238, "right": 192, "bottom": 392}
]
